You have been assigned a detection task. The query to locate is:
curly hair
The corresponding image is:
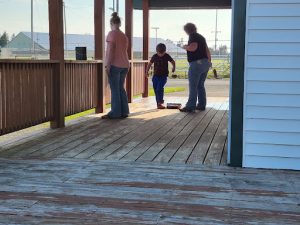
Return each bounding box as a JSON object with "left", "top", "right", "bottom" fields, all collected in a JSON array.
[{"left": 184, "top": 23, "right": 197, "bottom": 34}]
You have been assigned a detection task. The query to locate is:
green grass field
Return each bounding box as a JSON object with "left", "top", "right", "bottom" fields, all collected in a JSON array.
[{"left": 172, "top": 58, "right": 231, "bottom": 79}]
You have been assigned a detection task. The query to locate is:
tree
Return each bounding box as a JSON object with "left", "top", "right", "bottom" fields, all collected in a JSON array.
[
  {"left": 11, "top": 33, "right": 16, "bottom": 41},
  {"left": 209, "top": 45, "right": 229, "bottom": 55},
  {"left": 209, "top": 47, "right": 215, "bottom": 54},
  {"left": 219, "top": 45, "right": 228, "bottom": 55},
  {"left": 0, "top": 32, "right": 9, "bottom": 47}
]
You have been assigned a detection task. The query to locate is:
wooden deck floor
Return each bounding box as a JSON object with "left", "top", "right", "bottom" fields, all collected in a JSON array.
[
  {"left": 0, "top": 97, "right": 299, "bottom": 224},
  {"left": 0, "top": 97, "right": 228, "bottom": 166},
  {"left": 0, "top": 158, "right": 299, "bottom": 224}
]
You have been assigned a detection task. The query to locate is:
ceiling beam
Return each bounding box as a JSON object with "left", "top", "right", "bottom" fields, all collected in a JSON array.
[{"left": 133, "top": 0, "right": 231, "bottom": 10}]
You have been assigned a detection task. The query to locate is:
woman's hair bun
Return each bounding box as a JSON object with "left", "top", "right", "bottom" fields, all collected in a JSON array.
[
  {"left": 110, "top": 12, "right": 121, "bottom": 25},
  {"left": 111, "top": 12, "right": 118, "bottom": 18}
]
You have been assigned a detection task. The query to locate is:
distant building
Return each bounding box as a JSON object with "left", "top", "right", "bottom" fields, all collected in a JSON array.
[
  {"left": 5, "top": 32, "right": 48, "bottom": 56},
  {"left": 3, "top": 32, "right": 185, "bottom": 59}
]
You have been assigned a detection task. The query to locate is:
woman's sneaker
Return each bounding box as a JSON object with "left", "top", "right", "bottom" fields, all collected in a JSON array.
[
  {"left": 179, "top": 107, "right": 195, "bottom": 113},
  {"left": 196, "top": 106, "right": 206, "bottom": 111}
]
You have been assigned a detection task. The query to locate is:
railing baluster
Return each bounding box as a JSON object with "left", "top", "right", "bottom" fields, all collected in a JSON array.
[{"left": 0, "top": 60, "right": 58, "bottom": 135}]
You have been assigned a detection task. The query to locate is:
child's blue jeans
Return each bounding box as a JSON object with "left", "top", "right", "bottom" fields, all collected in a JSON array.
[{"left": 152, "top": 75, "right": 167, "bottom": 105}]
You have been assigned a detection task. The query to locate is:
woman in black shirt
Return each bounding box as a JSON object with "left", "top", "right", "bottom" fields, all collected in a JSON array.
[{"left": 180, "top": 23, "right": 212, "bottom": 112}]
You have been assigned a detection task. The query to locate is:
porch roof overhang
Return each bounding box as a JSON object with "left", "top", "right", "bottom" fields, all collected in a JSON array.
[{"left": 133, "top": 0, "right": 231, "bottom": 10}]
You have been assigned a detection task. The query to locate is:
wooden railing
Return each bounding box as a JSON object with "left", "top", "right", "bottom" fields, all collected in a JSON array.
[
  {"left": 132, "top": 60, "right": 147, "bottom": 96},
  {"left": 0, "top": 59, "right": 147, "bottom": 136},
  {"left": 104, "top": 60, "right": 148, "bottom": 104},
  {"left": 64, "top": 61, "right": 101, "bottom": 116},
  {"left": 0, "top": 60, "right": 58, "bottom": 135}
]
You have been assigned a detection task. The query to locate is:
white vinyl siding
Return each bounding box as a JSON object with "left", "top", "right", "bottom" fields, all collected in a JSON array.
[{"left": 243, "top": 0, "right": 300, "bottom": 170}]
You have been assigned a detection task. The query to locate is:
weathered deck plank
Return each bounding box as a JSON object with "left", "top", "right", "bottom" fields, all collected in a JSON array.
[
  {"left": 170, "top": 103, "right": 221, "bottom": 164},
  {"left": 136, "top": 111, "right": 198, "bottom": 162},
  {"left": 73, "top": 111, "right": 161, "bottom": 159},
  {"left": 204, "top": 110, "right": 228, "bottom": 166},
  {"left": 0, "top": 112, "right": 106, "bottom": 155},
  {"left": 0, "top": 97, "right": 229, "bottom": 166},
  {"left": 89, "top": 109, "right": 174, "bottom": 160},
  {"left": 119, "top": 111, "right": 187, "bottom": 161},
  {"left": 0, "top": 159, "right": 299, "bottom": 225},
  {"left": 187, "top": 103, "right": 228, "bottom": 164},
  {"left": 153, "top": 104, "right": 219, "bottom": 163},
  {"left": 104, "top": 110, "right": 180, "bottom": 160},
  {"left": 220, "top": 137, "right": 228, "bottom": 166}
]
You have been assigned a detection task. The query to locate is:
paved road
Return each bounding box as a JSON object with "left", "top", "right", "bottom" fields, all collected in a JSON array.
[{"left": 149, "top": 78, "right": 230, "bottom": 98}]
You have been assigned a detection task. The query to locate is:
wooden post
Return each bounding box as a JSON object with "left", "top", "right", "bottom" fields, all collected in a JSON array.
[
  {"left": 229, "top": 0, "right": 247, "bottom": 167},
  {"left": 142, "top": 0, "right": 149, "bottom": 98},
  {"left": 94, "top": 0, "right": 105, "bottom": 113},
  {"left": 49, "top": 0, "right": 65, "bottom": 128},
  {"left": 125, "top": 0, "right": 133, "bottom": 103}
]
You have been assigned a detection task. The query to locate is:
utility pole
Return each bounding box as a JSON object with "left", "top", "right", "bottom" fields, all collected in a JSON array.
[
  {"left": 31, "top": 0, "right": 35, "bottom": 56},
  {"left": 151, "top": 27, "right": 159, "bottom": 46},
  {"left": 63, "top": 1, "right": 67, "bottom": 58},
  {"left": 213, "top": 9, "right": 221, "bottom": 51},
  {"left": 110, "top": 0, "right": 119, "bottom": 13},
  {"left": 215, "top": 9, "right": 218, "bottom": 51},
  {"left": 116, "top": 0, "right": 119, "bottom": 13},
  {"left": 176, "top": 41, "right": 179, "bottom": 59}
]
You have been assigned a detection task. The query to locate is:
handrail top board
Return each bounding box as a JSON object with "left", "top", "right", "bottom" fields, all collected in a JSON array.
[
  {"left": 0, "top": 59, "right": 103, "bottom": 64},
  {"left": 0, "top": 59, "right": 60, "bottom": 64},
  {"left": 64, "top": 60, "right": 103, "bottom": 64},
  {"left": 130, "top": 60, "right": 149, "bottom": 63},
  {"left": 0, "top": 59, "right": 148, "bottom": 64}
]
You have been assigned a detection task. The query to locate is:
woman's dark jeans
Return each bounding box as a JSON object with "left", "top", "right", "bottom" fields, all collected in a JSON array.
[
  {"left": 108, "top": 65, "right": 129, "bottom": 118},
  {"left": 185, "top": 59, "right": 210, "bottom": 110}
]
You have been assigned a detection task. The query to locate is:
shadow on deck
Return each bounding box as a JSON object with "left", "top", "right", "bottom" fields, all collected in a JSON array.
[{"left": 0, "top": 97, "right": 228, "bottom": 166}]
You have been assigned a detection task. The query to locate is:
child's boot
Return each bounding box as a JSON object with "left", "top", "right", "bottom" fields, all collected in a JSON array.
[{"left": 157, "top": 103, "right": 166, "bottom": 109}]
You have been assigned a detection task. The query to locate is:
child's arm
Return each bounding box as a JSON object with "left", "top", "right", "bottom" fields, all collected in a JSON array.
[
  {"left": 168, "top": 55, "right": 176, "bottom": 73},
  {"left": 145, "top": 62, "right": 153, "bottom": 77},
  {"left": 170, "top": 60, "right": 176, "bottom": 73}
]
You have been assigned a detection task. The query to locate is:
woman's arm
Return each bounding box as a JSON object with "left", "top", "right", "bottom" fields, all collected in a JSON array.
[
  {"left": 105, "top": 41, "right": 115, "bottom": 74},
  {"left": 206, "top": 45, "right": 212, "bottom": 62},
  {"left": 183, "top": 42, "right": 198, "bottom": 52}
]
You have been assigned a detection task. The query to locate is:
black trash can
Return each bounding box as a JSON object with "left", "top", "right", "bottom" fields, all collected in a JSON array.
[{"left": 75, "top": 47, "right": 87, "bottom": 60}]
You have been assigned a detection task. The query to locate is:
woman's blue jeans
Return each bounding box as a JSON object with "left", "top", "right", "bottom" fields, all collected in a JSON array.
[
  {"left": 185, "top": 59, "right": 210, "bottom": 110},
  {"left": 108, "top": 65, "right": 129, "bottom": 118}
]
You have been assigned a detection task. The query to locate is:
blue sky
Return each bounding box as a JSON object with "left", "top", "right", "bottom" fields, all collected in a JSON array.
[{"left": 0, "top": 0, "right": 231, "bottom": 48}]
